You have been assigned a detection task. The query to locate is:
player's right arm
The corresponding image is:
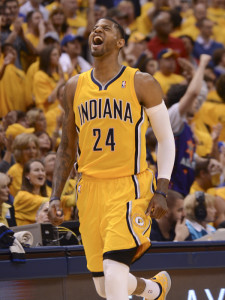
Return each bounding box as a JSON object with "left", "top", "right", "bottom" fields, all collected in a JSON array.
[{"left": 48, "top": 75, "right": 79, "bottom": 226}]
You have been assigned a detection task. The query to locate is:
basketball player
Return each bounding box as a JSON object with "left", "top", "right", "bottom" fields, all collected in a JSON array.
[{"left": 48, "top": 18, "right": 175, "bottom": 300}]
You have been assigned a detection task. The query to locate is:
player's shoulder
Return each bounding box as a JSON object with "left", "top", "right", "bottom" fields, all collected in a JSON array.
[
  {"left": 135, "top": 70, "right": 155, "bottom": 82},
  {"left": 134, "top": 71, "right": 159, "bottom": 91},
  {"left": 134, "top": 71, "right": 163, "bottom": 105},
  {"left": 65, "top": 74, "right": 80, "bottom": 96},
  {"left": 66, "top": 74, "right": 80, "bottom": 86}
]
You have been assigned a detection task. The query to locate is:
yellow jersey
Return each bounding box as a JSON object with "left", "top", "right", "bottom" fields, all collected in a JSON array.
[
  {"left": 73, "top": 66, "right": 149, "bottom": 178},
  {"left": 153, "top": 71, "right": 185, "bottom": 96},
  {"left": 14, "top": 190, "right": 49, "bottom": 225},
  {"left": 7, "top": 163, "right": 23, "bottom": 197}
]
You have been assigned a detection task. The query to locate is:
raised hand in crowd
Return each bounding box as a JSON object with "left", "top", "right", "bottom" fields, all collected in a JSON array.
[
  {"left": 178, "top": 57, "right": 195, "bottom": 81},
  {"left": 0, "top": 51, "right": 15, "bottom": 80},
  {"left": 174, "top": 216, "right": 190, "bottom": 242}
]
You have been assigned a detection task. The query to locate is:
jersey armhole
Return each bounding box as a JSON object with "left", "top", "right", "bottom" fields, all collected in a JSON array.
[
  {"left": 129, "top": 68, "right": 141, "bottom": 108},
  {"left": 73, "top": 72, "right": 84, "bottom": 111}
]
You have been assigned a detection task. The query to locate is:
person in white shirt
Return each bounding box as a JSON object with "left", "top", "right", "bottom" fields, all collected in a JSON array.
[
  {"left": 19, "top": 0, "right": 49, "bottom": 21},
  {"left": 59, "top": 34, "right": 92, "bottom": 76}
]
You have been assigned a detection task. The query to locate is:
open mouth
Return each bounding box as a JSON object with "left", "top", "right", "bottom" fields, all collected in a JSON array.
[{"left": 93, "top": 36, "right": 103, "bottom": 46}]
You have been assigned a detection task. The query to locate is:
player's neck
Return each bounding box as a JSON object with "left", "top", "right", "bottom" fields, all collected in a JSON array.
[{"left": 93, "top": 59, "right": 122, "bottom": 86}]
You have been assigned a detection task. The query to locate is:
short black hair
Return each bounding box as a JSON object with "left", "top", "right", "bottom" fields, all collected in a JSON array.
[
  {"left": 213, "top": 48, "right": 225, "bottom": 66},
  {"left": 101, "top": 17, "right": 125, "bottom": 40},
  {"left": 195, "top": 159, "right": 209, "bottom": 177},
  {"left": 1, "top": 42, "right": 16, "bottom": 52},
  {"left": 179, "top": 34, "right": 195, "bottom": 47},
  {"left": 3, "top": 0, "right": 19, "bottom": 6},
  {"left": 166, "top": 84, "right": 188, "bottom": 108}
]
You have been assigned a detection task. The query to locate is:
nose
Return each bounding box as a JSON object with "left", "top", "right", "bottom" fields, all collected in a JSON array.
[{"left": 94, "top": 26, "right": 103, "bottom": 33}]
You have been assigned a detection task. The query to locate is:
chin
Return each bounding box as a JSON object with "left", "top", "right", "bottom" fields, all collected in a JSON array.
[{"left": 92, "top": 51, "right": 103, "bottom": 57}]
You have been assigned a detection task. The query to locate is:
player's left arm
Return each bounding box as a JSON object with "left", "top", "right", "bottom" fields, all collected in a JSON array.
[{"left": 134, "top": 71, "right": 175, "bottom": 219}]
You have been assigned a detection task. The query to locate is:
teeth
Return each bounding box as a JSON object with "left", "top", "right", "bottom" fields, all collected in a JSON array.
[{"left": 93, "top": 36, "right": 103, "bottom": 45}]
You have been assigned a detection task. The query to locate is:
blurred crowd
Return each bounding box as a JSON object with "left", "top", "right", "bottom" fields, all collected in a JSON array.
[{"left": 0, "top": 0, "right": 225, "bottom": 242}]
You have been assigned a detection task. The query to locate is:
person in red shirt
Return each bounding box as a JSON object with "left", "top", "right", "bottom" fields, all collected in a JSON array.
[{"left": 148, "top": 10, "right": 187, "bottom": 71}]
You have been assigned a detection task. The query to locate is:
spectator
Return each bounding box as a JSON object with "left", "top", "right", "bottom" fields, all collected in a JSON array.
[
  {"left": 214, "top": 191, "right": 225, "bottom": 228},
  {"left": 106, "top": 7, "right": 128, "bottom": 34},
  {"left": 43, "top": 31, "right": 60, "bottom": 46},
  {"left": 43, "top": 151, "right": 56, "bottom": 189},
  {"left": 24, "top": 31, "right": 61, "bottom": 106},
  {"left": 5, "top": 111, "right": 35, "bottom": 140},
  {"left": 34, "top": 131, "right": 53, "bottom": 159},
  {"left": 190, "top": 158, "right": 222, "bottom": 194},
  {"left": 207, "top": 0, "right": 225, "bottom": 26},
  {"left": 45, "top": 0, "right": 61, "bottom": 13},
  {"left": 0, "top": 172, "right": 12, "bottom": 226},
  {"left": 7, "top": 133, "right": 40, "bottom": 197},
  {"left": 124, "top": 31, "right": 151, "bottom": 67},
  {"left": 3, "top": 0, "right": 23, "bottom": 23},
  {"left": 0, "top": 5, "right": 37, "bottom": 70},
  {"left": 59, "top": 34, "right": 91, "bottom": 76},
  {"left": 180, "top": 3, "right": 225, "bottom": 45},
  {"left": 36, "top": 201, "right": 50, "bottom": 223},
  {"left": 61, "top": 0, "right": 87, "bottom": 35},
  {"left": 45, "top": 83, "right": 65, "bottom": 139},
  {"left": 179, "top": 3, "right": 207, "bottom": 40},
  {"left": 167, "top": 54, "right": 211, "bottom": 196},
  {"left": 204, "top": 66, "right": 217, "bottom": 93},
  {"left": 153, "top": 48, "right": 186, "bottom": 96},
  {"left": 135, "top": 53, "right": 158, "bottom": 75},
  {"left": 213, "top": 48, "right": 225, "bottom": 77},
  {"left": 117, "top": 0, "right": 151, "bottom": 35},
  {"left": 197, "top": 74, "right": 225, "bottom": 142},
  {"left": 147, "top": 10, "right": 187, "bottom": 62},
  {"left": 93, "top": 4, "right": 108, "bottom": 23},
  {"left": 0, "top": 123, "right": 14, "bottom": 173},
  {"left": 193, "top": 18, "right": 224, "bottom": 66},
  {"left": 48, "top": 7, "right": 72, "bottom": 40},
  {"left": 33, "top": 45, "right": 66, "bottom": 113},
  {"left": 179, "top": 34, "right": 198, "bottom": 68},
  {"left": 19, "top": 0, "right": 49, "bottom": 21},
  {"left": 1, "top": 111, "right": 18, "bottom": 131},
  {"left": 150, "top": 190, "right": 190, "bottom": 242},
  {"left": 0, "top": 43, "right": 26, "bottom": 117},
  {"left": 14, "top": 158, "right": 49, "bottom": 225},
  {"left": 184, "top": 191, "right": 217, "bottom": 240},
  {"left": 43, "top": 151, "right": 76, "bottom": 220},
  {"left": 26, "top": 108, "right": 47, "bottom": 133},
  {"left": 25, "top": 10, "right": 46, "bottom": 53}
]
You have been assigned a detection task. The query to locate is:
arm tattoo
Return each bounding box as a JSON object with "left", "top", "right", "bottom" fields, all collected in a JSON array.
[{"left": 51, "top": 82, "right": 77, "bottom": 198}]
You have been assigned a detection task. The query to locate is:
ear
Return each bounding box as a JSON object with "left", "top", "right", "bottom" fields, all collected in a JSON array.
[
  {"left": 117, "top": 38, "right": 125, "bottom": 50},
  {"left": 26, "top": 176, "right": 30, "bottom": 181}
]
